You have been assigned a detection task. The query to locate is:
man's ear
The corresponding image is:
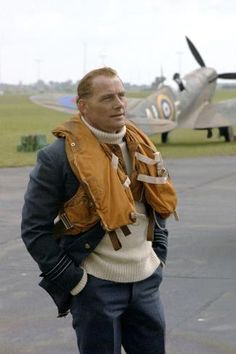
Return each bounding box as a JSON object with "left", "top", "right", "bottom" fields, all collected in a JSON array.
[{"left": 77, "top": 99, "right": 87, "bottom": 115}]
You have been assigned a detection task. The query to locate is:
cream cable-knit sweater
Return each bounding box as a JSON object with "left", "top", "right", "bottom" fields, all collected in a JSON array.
[{"left": 71, "top": 118, "right": 160, "bottom": 295}]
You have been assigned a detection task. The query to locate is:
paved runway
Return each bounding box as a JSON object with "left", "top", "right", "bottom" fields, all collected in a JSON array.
[{"left": 0, "top": 156, "right": 236, "bottom": 354}]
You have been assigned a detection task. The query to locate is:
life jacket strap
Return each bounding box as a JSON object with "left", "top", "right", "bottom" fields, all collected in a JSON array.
[
  {"left": 135, "top": 151, "right": 161, "bottom": 165},
  {"left": 111, "top": 153, "right": 119, "bottom": 169},
  {"left": 123, "top": 176, "right": 131, "bottom": 188},
  {"left": 137, "top": 174, "right": 168, "bottom": 184},
  {"left": 108, "top": 231, "right": 122, "bottom": 251},
  {"left": 147, "top": 212, "right": 154, "bottom": 241},
  {"left": 120, "top": 225, "right": 131, "bottom": 236}
]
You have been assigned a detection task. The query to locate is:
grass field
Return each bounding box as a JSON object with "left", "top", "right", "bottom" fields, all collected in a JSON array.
[
  {"left": 0, "top": 92, "right": 236, "bottom": 167},
  {"left": 0, "top": 96, "right": 69, "bottom": 167}
]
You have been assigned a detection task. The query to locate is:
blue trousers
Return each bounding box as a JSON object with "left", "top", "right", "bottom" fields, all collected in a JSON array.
[{"left": 70, "top": 265, "right": 165, "bottom": 354}]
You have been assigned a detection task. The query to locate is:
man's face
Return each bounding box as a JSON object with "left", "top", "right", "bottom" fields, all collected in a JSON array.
[{"left": 79, "top": 75, "right": 127, "bottom": 133}]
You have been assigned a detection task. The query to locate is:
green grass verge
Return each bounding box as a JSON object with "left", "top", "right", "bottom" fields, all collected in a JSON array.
[
  {"left": 0, "top": 96, "right": 68, "bottom": 167},
  {"left": 151, "top": 128, "right": 236, "bottom": 159},
  {"left": 0, "top": 93, "right": 236, "bottom": 167}
]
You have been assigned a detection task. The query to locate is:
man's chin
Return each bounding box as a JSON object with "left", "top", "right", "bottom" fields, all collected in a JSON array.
[
  {"left": 114, "top": 122, "right": 126, "bottom": 133},
  {"left": 105, "top": 123, "right": 125, "bottom": 134}
]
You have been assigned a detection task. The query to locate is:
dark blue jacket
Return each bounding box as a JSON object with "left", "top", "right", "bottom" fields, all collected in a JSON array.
[{"left": 21, "top": 138, "right": 168, "bottom": 317}]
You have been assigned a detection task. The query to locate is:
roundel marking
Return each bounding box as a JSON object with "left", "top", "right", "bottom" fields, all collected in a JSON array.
[{"left": 156, "top": 94, "right": 175, "bottom": 121}]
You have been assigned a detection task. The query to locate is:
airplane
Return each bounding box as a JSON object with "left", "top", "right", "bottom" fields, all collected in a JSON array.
[{"left": 31, "top": 37, "right": 236, "bottom": 142}]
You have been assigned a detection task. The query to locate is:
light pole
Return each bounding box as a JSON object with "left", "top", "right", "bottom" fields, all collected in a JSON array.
[
  {"left": 100, "top": 49, "right": 107, "bottom": 67},
  {"left": 176, "top": 51, "right": 183, "bottom": 75},
  {"left": 0, "top": 49, "right": 2, "bottom": 86},
  {"left": 35, "top": 59, "right": 42, "bottom": 81},
  {"left": 83, "top": 41, "right": 87, "bottom": 75}
]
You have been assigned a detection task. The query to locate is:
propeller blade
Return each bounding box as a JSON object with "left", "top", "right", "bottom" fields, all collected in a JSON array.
[
  {"left": 218, "top": 73, "right": 236, "bottom": 79},
  {"left": 185, "top": 36, "right": 206, "bottom": 67}
]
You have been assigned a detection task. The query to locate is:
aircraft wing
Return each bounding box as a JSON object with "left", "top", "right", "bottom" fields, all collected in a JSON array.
[
  {"left": 214, "top": 99, "right": 236, "bottom": 125},
  {"left": 127, "top": 97, "right": 143, "bottom": 110},
  {"left": 127, "top": 90, "right": 177, "bottom": 134},
  {"left": 193, "top": 100, "right": 236, "bottom": 129},
  {"left": 30, "top": 94, "right": 175, "bottom": 135},
  {"left": 30, "top": 94, "right": 77, "bottom": 114},
  {"left": 129, "top": 117, "right": 177, "bottom": 135},
  {"left": 31, "top": 94, "right": 144, "bottom": 114}
]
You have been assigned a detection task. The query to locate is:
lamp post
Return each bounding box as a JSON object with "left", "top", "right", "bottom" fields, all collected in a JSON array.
[
  {"left": 35, "top": 59, "right": 42, "bottom": 81},
  {"left": 176, "top": 51, "right": 183, "bottom": 75},
  {"left": 100, "top": 49, "right": 107, "bottom": 67},
  {"left": 83, "top": 41, "right": 87, "bottom": 75}
]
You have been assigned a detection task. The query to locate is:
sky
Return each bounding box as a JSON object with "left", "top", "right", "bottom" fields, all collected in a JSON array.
[{"left": 1, "top": 0, "right": 236, "bottom": 85}]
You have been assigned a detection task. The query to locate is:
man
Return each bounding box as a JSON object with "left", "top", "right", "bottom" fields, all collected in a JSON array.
[{"left": 21, "top": 67, "right": 177, "bottom": 354}]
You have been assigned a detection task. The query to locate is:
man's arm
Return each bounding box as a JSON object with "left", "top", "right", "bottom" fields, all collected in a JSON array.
[
  {"left": 21, "top": 139, "right": 83, "bottom": 294},
  {"left": 152, "top": 211, "right": 169, "bottom": 265}
]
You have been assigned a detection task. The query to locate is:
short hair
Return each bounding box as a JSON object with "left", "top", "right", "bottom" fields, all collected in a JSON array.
[{"left": 77, "top": 67, "right": 119, "bottom": 101}]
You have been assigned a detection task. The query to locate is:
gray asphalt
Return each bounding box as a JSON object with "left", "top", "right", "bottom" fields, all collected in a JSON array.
[{"left": 0, "top": 156, "right": 236, "bottom": 354}]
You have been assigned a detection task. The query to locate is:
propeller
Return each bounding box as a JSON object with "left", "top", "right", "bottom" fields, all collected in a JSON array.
[
  {"left": 185, "top": 36, "right": 236, "bottom": 80},
  {"left": 218, "top": 72, "right": 236, "bottom": 79},
  {"left": 185, "top": 36, "right": 205, "bottom": 67}
]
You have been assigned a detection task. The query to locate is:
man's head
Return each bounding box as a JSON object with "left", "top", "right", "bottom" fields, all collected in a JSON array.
[{"left": 77, "top": 67, "right": 127, "bottom": 133}]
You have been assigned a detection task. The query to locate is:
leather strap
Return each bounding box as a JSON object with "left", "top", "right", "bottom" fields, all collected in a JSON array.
[
  {"left": 147, "top": 212, "right": 154, "bottom": 241},
  {"left": 108, "top": 231, "right": 122, "bottom": 250},
  {"left": 120, "top": 225, "right": 131, "bottom": 237}
]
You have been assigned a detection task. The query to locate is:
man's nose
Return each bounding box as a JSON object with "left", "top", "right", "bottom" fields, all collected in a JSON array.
[{"left": 113, "top": 95, "right": 125, "bottom": 108}]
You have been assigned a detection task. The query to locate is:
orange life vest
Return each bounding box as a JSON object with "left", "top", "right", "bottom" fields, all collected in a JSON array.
[{"left": 52, "top": 114, "right": 177, "bottom": 237}]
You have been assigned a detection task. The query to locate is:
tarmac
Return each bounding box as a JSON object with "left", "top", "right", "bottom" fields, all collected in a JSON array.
[{"left": 0, "top": 155, "right": 236, "bottom": 354}]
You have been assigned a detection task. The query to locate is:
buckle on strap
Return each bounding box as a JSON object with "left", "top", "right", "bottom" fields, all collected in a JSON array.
[{"left": 60, "top": 212, "right": 73, "bottom": 230}]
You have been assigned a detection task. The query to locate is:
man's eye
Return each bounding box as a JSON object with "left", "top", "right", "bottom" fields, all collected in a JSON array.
[
  {"left": 119, "top": 94, "right": 126, "bottom": 101},
  {"left": 103, "top": 96, "right": 112, "bottom": 101}
]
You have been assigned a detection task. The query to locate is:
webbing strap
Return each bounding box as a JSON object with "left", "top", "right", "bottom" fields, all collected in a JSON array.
[
  {"left": 123, "top": 176, "right": 131, "bottom": 188},
  {"left": 137, "top": 174, "right": 168, "bottom": 184},
  {"left": 135, "top": 151, "right": 161, "bottom": 165},
  {"left": 111, "top": 153, "right": 119, "bottom": 170},
  {"left": 173, "top": 210, "right": 179, "bottom": 221}
]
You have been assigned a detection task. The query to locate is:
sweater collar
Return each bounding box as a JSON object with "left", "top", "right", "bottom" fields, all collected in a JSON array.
[{"left": 81, "top": 116, "right": 126, "bottom": 144}]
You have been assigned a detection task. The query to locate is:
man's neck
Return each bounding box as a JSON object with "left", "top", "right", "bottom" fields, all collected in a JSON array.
[{"left": 81, "top": 116, "right": 126, "bottom": 144}]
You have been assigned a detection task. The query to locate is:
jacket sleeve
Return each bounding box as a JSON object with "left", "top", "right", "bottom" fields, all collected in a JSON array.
[
  {"left": 21, "top": 140, "right": 83, "bottom": 294},
  {"left": 152, "top": 211, "right": 169, "bottom": 265}
]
